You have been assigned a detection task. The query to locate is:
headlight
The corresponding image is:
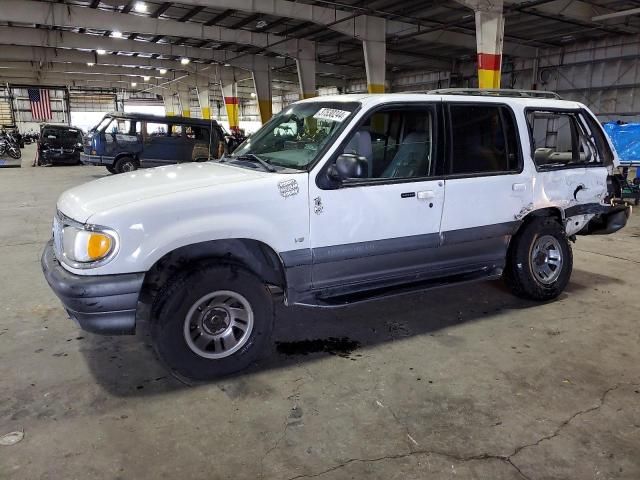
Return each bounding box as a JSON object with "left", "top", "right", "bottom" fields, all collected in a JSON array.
[{"left": 53, "top": 213, "right": 118, "bottom": 268}]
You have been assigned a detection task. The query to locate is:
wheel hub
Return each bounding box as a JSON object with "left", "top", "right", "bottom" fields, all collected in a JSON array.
[
  {"left": 201, "top": 307, "right": 230, "bottom": 335},
  {"left": 530, "top": 235, "right": 564, "bottom": 285}
]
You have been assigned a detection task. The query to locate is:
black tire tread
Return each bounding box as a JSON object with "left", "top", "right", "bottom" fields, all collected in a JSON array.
[{"left": 504, "top": 216, "right": 573, "bottom": 301}]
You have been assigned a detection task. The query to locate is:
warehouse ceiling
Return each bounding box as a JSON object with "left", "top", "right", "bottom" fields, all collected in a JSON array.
[{"left": 1, "top": 0, "right": 640, "bottom": 92}]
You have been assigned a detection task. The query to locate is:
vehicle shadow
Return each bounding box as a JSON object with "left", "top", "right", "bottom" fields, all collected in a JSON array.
[{"left": 79, "top": 267, "right": 622, "bottom": 397}]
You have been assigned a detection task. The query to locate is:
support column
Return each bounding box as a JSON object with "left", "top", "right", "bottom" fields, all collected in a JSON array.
[
  {"left": 295, "top": 40, "right": 316, "bottom": 99},
  {"left": 359, "top": 16, "right": 386, "bottom": 93},
  {"left": 252, "top": 57, "right": 272, "bottom": 124},
  {"left": 177, "top": 87, "right": 191, "bottom": 117},
  {"left": 162, "top": 91, "right": 179, "bottom": 116},
  {"left": 474, "top": 0, "right": 504, "bottom": 89},
  {"left": 220, "top": 76, "right": 239, "bottom": 131},
  {"left": 197, "top": 86, "right": 211, "bottom": 119}
]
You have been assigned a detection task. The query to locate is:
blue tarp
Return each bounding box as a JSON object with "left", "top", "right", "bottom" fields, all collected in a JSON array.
[{"left": 603, "top": 122, "right": 640, "bottom": 165}]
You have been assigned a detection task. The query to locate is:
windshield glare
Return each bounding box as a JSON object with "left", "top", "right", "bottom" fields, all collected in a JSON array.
[
  {"left": 232, "top": 102, "right": 360, "bottom": 169},
  {"left": 93, "top": 116, "right": 112, "bottom": 132}
]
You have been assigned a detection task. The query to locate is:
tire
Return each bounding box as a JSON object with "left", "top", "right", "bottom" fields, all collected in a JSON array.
[
  {"left": 106, "top": 165, "right": 118, "bottom": 174},
  {"left": 504, "top": 217, "right": 573, "bottom": 301},
  {"left": 114, "top": 156, "right": 138, "bottom": 173},
  {"left": 8, "top": 147, "right": 21, "bottom": 159},
  {"left": 151, "top": 263, "right": 274, "bottom": 380}
]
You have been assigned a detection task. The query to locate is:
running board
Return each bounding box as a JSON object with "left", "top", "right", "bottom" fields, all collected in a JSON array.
[{"left": 294, "top": 267, "right": 503, "bottom": 308}]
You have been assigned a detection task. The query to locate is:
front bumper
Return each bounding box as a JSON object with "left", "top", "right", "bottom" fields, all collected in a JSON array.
[
  {"left": 40, "top": 150, "right": 79, "bottom": 164},
  {"left": 41, "top": 241, "right": 144, "bottom": 335}
]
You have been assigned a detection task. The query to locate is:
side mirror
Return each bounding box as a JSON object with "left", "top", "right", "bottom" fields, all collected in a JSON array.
[{"left": 328, "top": 153, "right": 368, "bottom": 182}]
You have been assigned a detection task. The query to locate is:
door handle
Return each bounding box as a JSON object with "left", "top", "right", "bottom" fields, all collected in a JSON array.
[
  {"left": 512, "top": 183, "right": 526, "bottom": 191},
  {"left": 417, "top": 190, "right": 435, "bottom": 200}
]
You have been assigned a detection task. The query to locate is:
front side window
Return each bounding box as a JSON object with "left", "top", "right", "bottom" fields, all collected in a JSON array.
[
  {"left": 105, "top": 119, "right": 133, "bottom": 135},
  {"left": 231, "top": 102, "right": 360, "bottom": 169},
  {"left": 337, "top": 107, "right": 434, "bottom": 179},
  {"left": 527, "top": 110, "right": 602, "bottom": 168},
  {"left": 449, "top": 104, "right": 519, "bottom": 175}
]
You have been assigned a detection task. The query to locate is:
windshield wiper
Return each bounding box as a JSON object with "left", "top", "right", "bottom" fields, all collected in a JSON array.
[{"left": 232, "top": 153, "right": 276, "bottom": 172}]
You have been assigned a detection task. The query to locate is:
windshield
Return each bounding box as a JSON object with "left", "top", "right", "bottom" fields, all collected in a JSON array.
[
  {"left": 42, "top": 128, "right": 82, "bottom": 143},
  {"left": 92, "top": 116, "right": 113, "bottom": 132},
  {"left": 231, "top": 101, "right": 360, "bottom": 169}
]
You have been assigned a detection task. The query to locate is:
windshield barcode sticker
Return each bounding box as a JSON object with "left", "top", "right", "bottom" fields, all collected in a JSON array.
[{"left": 313, "top": 108, "right": 351, "bottom": 122}]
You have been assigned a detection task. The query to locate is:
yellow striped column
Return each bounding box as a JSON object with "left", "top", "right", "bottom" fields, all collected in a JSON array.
[
  {"left": 474, "top": 3, "right": 505, "bottom": 89},
  {"left": 252, "top": 66, "right": 273, "bottom": 124}
]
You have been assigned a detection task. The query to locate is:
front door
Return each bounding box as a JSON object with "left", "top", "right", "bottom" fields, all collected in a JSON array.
[{"left": 308, "top": 104, "right": 445, "bottom": 291}]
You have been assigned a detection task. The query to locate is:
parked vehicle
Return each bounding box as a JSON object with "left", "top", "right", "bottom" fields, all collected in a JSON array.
[
  {"left": 42, "top": 90, "right": 631, "bottom": 380},
  {"left": 81, "top": 112, "right": 226, "bottom": 174},
  {"left": 0, "top": 131, "right": 21, "bottom": 159},
  {"left": 37, "top": 125, "right": 83, "bottom": 166}
]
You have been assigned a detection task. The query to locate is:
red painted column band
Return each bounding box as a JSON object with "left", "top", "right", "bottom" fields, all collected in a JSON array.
[
  {"left": 477, "top": 53, "right": 502, "bottom": 71},
  {"left": 224, "top": 96, "right": 239, "bottom": 104}
]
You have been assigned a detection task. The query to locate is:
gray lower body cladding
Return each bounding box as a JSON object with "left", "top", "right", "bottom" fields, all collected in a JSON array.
[{"left": 281, "top": 221, "right": 520, "bottom": 305}]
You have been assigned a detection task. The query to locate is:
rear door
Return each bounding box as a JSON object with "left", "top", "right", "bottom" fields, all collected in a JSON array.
[{"left": 439, "top": 102, "right": 533, "bottom": 270}]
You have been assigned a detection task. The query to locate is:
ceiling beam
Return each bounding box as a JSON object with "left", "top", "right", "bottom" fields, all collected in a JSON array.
[
  {"left": 1, "top": 0, "right": 315, "bottom": 60},
  {"left": 0, "top": 27, "right": 359, "bottom": 78}
]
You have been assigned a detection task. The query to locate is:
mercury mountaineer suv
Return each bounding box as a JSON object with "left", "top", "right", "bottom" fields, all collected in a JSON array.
[{"left": 42, "top": 89, "right": 631, "bottom": 380}]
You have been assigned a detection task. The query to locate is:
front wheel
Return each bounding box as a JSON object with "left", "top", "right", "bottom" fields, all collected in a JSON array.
[
  {"left": 151, "top": 264, "right": 274, "bottom": 380},
  {"left": 504, "top": 217, "right": 573, "bottom": 301},
  {"left": 114, "top": 156, "right": 138, "bottom": 173},
  {"left": 106, "top": 164, "right": 118, "bottom": 174},
  {"left": 8, "top": 147, "right": 21, "bottom": 159}
]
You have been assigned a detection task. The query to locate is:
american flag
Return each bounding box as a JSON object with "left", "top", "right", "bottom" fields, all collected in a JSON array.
[{"left": 28, "top": 88, "right": 52, "bottom": 120}]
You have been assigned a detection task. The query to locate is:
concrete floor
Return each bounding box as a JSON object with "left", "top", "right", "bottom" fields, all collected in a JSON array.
[{"left": 1, "top": 144, "right": 639, "bottom": 479}]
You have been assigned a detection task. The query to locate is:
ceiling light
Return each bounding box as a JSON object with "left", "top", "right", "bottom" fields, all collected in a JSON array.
[
  {"left": 96, "top": 49, "right": 107, "bottom": 55},
  {"left": 143, "top": 75, "right": 150, "bottom": 81},
  {"left": 131, "top": 82, "right": 137, "bottom": 87},
  {"left": 256, "top": 20, "right": 267, "bottom": 29},
  {"left": 87, "top": 62, "right": 95, "bottom": 66},
  {"left": 133, "top": 1, "right": 147, "bottom": 13},
  {"left": 224, "top": 63, "right": 231, "bottom": 67},
  {"left": 180, "top": 57, "right": 190, "bottom": 65},
  {"left": 250, "top": 92, "right": 256, "bottom": 98},
  {"left": 159, "top": 68, "right": 167, "bottom": 74},
  {"left": 111, "top": 31, "right": 123, "bottom": 38}
]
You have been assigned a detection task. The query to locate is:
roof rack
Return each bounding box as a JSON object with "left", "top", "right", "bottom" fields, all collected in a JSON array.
[{"left": 427, "top": 88, "right": 561, "bottom": 99}]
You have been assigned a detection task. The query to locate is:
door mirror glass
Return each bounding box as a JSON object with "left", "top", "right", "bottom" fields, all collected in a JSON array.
[{"left": 331, "top": 153, "right": 368, "bottom": 180}]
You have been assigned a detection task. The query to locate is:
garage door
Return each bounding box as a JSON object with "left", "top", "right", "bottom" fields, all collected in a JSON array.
[{"left": 0, "top": 95, "right": 13, "bottom": 126}]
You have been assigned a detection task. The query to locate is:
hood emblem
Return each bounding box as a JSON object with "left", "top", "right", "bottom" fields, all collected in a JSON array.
[{"left": 278, "top": 179, "right": 299, "bottom": 198}]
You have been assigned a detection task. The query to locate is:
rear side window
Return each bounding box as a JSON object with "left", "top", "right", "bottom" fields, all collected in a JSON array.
[
  {"left": 526, "top": 110, "right": 603, "bottom": 168},
  {"left": 449, "top": 104, "right": 520, "bottom": 175}
]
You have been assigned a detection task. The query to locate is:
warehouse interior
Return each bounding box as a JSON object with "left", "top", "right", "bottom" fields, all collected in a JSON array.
[{"left": 1, "top": 1, "right": 640, "bottom": 479}]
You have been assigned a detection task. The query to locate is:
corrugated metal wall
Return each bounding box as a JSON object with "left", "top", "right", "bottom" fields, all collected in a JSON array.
[{"left": 0, "top": 85, "right": 13, "bottom": 126}]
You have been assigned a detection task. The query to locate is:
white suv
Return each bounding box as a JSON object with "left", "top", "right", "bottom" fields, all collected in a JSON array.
[{"left": 42, "top": 90, "right": 631, "bottom": 380}]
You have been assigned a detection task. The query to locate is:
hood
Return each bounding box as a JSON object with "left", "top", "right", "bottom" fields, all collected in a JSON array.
[{"left": 57, "top": 162, "right": 269, "bottom": 223}]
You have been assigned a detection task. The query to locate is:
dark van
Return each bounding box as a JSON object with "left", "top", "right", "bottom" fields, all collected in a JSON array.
[{"left": 81, "top": 112, "right": 226, "bottom": 174}]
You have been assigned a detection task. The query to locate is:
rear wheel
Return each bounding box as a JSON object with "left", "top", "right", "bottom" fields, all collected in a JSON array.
[
  {"left": 106, "top": 165, "right": 118, "bottom": 174},
  {"left": 151, "top": 264, "right": 274, "bottom": 381},
  {"left": 114, "top": 156, "right": 138, "bottom": 173},
  {"left": 504, "top": 217, "right": 573, "bottom": 301}
]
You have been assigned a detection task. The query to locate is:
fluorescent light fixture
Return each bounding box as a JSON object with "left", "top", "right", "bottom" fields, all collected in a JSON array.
[
  {"left": 96, "top": 49, "right": 107, "bottom": 55},
  {"left": 87, "top": 62, "right": 95, "bottom": 66},
  {"left": 131, "top": 82, "right": 137, "bottom": 87},
  {"left": 250, "top": 92, "right": 256, "bottom": 98},
  {"left": 143, "top": 76, "right": 151, "bottom": 81},
  {"left": 133, "top": 1, "right": 147, "bottom": 13},
  {"left": 111, "top": 31, "right": 123, "bottom": 38},
  {"left": 159, "top": 68, "right": 167, "bottom": 74},
  {"left": 224, "top": 63, "right": 231, "bottom": 67},
  {"left": 180, "top": 57, "right": 190, "bottom": 65}
]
